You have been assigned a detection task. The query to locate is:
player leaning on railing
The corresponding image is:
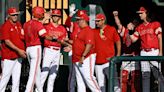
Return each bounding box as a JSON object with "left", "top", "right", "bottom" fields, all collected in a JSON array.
[{"left": 115, "top": 6, "right": 164, "bottom": 92}]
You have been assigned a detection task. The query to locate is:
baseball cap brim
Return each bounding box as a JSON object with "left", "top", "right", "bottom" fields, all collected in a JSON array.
[
  {"left": 136, "top": 11, "right": 145, "bottom": 13},
  {"left": 75, "top": 16, "right": 83, "bottom": 20},
  {"left": 75, "top": 14, "right": 89, "bottom": 21}
]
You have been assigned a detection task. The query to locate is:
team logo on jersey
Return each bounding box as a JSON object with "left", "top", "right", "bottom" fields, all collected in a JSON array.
[
  {"left": 10, "top": 28, "right": 14, "bottom": 31},
  {"left": 140, "top": 28, "right": 154, "bottom": 36}
]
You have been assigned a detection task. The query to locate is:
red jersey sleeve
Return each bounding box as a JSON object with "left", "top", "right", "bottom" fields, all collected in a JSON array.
[
  {"left": 153, "top": 21, "right": 161, "bottom": 29},
  {"left": 65, "top": 16, "right": 72, "bottom": 28},
  {"left": 153, "top": 21, "right": 162, "bottom": 35},
  {"left": 37, "top": 22, "right": 47, "bottom": 37},
  {"left": 1, "top": 23, "right": 10, "bottom": 40}
]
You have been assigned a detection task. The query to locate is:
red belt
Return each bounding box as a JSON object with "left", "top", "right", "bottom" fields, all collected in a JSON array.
[
  {"left": 47, "top": 46, "right": 60, "bottom": 50},
  {"left": 142, "top": 48, "right": 158, "bottom": 52}
]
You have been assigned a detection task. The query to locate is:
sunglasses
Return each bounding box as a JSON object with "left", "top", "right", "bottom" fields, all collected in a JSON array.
[
  {"left": 76, "top": 18, "right": 83, "bottom": 21},
  {"left": 95, "top": 20, "right": 102, "bottom": 22},
  {"left": 52, "top": 15, "right": 61, "bottom": 17},
  {"left": 10, "top": 14, "right": 19, "bottom": 16}
]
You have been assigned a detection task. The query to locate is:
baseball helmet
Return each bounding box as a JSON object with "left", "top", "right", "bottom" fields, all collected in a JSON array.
[
  {"left": 51, "top": 9, "right": 61, "bottom": 16},
  {"left": 32, "top": 6, "right": 45, "bottom": 18},
  {"left": 7, "top": 7, "right": 20, "bottom": 15}
]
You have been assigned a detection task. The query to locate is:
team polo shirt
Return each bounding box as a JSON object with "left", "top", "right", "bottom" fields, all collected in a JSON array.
[
  {"left": 94, "top": 25, "right": 120, "bottom": 64},
  {"left": 134, "top": 21, "right": 162, "bottom": 49},
  {"left": 72, "top": 26, "right": 95, "bottom": 63},
  {"left": 23, "top": 19, "right": 47, "bottom": 47},
  {"left": 44, "top": 23, "right": 67, "bottom": 47},
  {"left": 1, "top": 20, "right": 25, "bottom": 60}
]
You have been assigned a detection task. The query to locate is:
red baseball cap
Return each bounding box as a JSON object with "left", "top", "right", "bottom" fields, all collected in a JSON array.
[
  {"left": 75, "top": 10, "right": 89, "bottom": 21},
  {"left": 7, "top": 7, "right": 20, "bottom": 15},
  {"left": 95, "top": 13, "right": 106, "bottom": 21},
  {"left": 51, "top": 9, "right": 61, "bottom": 16},
  {"left": 32, "top": 6, "right": 45, "bottom": 18},
  {"left": 136, "top": 6, "right": 147, "bottom": 13}
]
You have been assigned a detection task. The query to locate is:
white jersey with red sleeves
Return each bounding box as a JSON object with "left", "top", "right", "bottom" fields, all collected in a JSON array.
[
  {"left": 133, "top": 21, "right": 162, "bottom": 49},
  {"left": 23, "top": 19, "right": 47, "bottom": 47},
  {"left": 44, "top": 22, "right": 67, "bottom": 47}
]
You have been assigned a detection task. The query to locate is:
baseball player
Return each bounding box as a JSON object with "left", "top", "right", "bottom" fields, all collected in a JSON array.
[
  {"left": 129, "top": 6, "right": 164, "bottom": 92},
  {"left": 0, "top": 7, "right": 26, "bottom": 92},
  {"left": 94, "top": 13, "right": 121, "bottom": 92},
  {"left": 23, "top": 6, "right": 58, "bottom": 92},
  {"left": 113, "top": 11, "right": 141, "bottom": 92},
  {"left": 64, "top": 10, "right": 101, "bottom": 92},
  {"left": 64, "top": 3, "right": 79, "bottom": 92},
  {"left": 40, "top": 9, "right": 67, "bottom": 92}
]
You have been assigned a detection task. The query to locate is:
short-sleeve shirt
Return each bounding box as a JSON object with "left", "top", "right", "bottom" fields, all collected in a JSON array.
[
  {"left": 44, "top": 23, "right": 67, "bottom": 47},
  {"left": 72, "top": 26, "right": 95, "bottom": 63},
  {"left": 134, "top": 21, "right": 162, "bottom": 49},
  {"left": 1, "top": 20, "right": 25, "bottom": 60},
  {"left": 94, "top": 25, "right": 120, "bottom": 64},
  {"left": 23, "top": 19, "right": 47, "bottom": 47}
]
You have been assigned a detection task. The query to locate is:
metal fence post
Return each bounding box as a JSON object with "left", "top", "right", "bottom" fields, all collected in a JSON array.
[{"left": 109, "top": 57, "right": 115, "bottom": 92}]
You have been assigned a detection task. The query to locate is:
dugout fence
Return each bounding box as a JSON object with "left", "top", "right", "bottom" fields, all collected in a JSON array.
[{"left": 108, "top": 56, "right": 164, "bottom": 92}]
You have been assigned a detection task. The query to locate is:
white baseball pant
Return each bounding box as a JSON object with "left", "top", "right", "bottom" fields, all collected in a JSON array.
[
  {"left": 140, "top": 48, "right": 164, "bottom": 92},
  {"left": 121, "top": 61, "right": 140, "bottom": 72},
  {"left": 67, "top": 50, "right": 76, "bottom": 92},
  {"left": 95, "top": 62, "right": 121, "bottom": 92},
  {"left": 40, "top": 47, "right": 61, "bottom": 92},
  {"left": 0, "top": 58, "right": 22, "bottom": 92},
  {"left": 25, "top": 45, "right": 43, "bottom": 92},
  {"left": 74, "top": 53, "right": 101, "bottom": 92}
]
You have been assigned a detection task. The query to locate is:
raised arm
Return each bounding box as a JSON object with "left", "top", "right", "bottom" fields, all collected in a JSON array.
[{"left": 113, "top": 11, "right": 123, "bottom": 31}]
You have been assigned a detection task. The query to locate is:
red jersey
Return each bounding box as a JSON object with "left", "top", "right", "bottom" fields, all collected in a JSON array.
[
  {"left": 134, "top": 21, "right": 162, "bottom": 49},
  {"left": 23, "top": 19, "right": 47, "bottom": 47},
  {"left": 44, "top": 23, "right": 67, "bottom": 47},
  {"left": 94, "top": 25, "right": 120, "bottom": 64},
  {"left": 72, "top": 26, "right": 95, "bottom": 63},
  {"left": 1, "top": 20, "right": 25, "bottom": 60}
]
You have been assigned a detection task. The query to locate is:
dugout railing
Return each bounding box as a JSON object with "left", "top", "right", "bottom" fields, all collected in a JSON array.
[{"left": 108, "top": 56, "right": 164, "bottom": 92}]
